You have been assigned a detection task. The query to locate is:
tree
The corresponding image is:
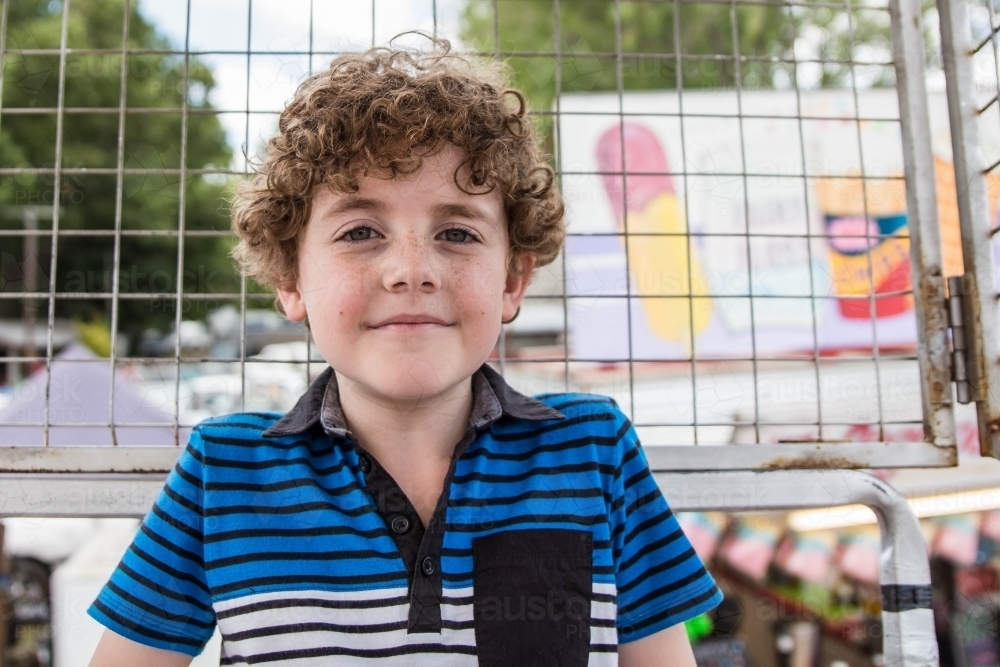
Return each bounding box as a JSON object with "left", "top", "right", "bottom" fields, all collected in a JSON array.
[
  {"left": 0, "top": 0, "right": 238, "bottom": 353},
  {"left": 460, "top": 0, "right": 929, "bottom": 157}
]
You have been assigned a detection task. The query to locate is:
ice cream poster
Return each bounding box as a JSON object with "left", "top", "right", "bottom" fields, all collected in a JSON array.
[{"left": 558, "top": 89, "right": 1000, "bottom": 361}]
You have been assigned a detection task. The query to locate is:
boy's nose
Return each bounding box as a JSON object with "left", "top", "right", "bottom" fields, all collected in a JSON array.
[{"left": 381, "top": 237, "right": 441, "bottom": 292}]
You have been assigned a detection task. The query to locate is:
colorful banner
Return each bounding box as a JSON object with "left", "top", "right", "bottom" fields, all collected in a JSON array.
[{"left": 559, "top": 89, "right": 1000, "bottom": 360}]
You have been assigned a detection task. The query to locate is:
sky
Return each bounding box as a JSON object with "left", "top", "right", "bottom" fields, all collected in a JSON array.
[{"left": 137, "top": 0, "right": 469, "bottom": 171}]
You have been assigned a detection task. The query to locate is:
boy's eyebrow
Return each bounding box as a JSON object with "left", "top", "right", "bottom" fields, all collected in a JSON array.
[
  {"left": 323, "top": 196, "right": 390, "bottom": 219},
  {"left": 324, "top": 197, "right": 500, "bottom": 232},
  {"left": 431, "top": 202, "right": 501, "bottom": 231}
]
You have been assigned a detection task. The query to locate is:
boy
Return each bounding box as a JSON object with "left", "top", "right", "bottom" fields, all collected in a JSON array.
[{"left": 86, "top": 34, "right": 722, "bottom": 666}]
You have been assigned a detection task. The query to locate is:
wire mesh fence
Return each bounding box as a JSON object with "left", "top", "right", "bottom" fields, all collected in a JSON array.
[{"left": 0, "top": 0, "right": 974, "bottom": 471}]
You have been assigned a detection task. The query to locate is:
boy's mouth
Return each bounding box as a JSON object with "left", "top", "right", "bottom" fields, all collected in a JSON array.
[
  {"left": 369, "top": 313, "right": 452, "bottom": 328},
  {"left": 373, "top": 322, "right": 451, "bottom": 332}
]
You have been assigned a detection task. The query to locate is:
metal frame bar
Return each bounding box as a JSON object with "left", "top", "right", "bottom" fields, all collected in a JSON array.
[
  {"left": 657, "top": 470, "right": 937, "bottom": 667},
  {"left": 0, "top": 0, "right": 960, "bottom": 470},
  {"left": 888, "top": 0, "right": 956, "bottom": 448},
  {"left": 937, "top": 0, "right": 1000, "bottom": 457},
  {"left": 0, "top": 470, "right": 936, "bottom": 666},
  {"left": 0, "top": 442, "right": 955, "bottom": 473}
]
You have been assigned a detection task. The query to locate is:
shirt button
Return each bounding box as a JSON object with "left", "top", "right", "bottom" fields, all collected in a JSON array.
[
  {"left": 421, "top": 557, "right": 436, "bottom": 576},
  {"left": 357, "top": 454, "right": 371, "bottom": 473},
  {"left": 390, "top": 515, "right": 410, "bottom": 534}
]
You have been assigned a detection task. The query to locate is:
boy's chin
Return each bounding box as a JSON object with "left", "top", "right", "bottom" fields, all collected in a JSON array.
[{"left": 349, "top": 356, "right": 474, "bottom": 388}]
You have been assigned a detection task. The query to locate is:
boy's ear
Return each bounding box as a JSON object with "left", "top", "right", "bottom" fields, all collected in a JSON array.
[
  {"left": 277, "top": 283, "right": 308, "bottom": 322},
  {"left": 502, "top": 253, "right": 536, "bottom": 322}
]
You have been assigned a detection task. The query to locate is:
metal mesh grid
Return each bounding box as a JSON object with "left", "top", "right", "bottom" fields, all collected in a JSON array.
[{"left": 0, "top": 0, "right": 960, "bottom": 470}]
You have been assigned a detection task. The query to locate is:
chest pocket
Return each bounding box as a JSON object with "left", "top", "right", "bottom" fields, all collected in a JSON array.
[{"left": 472, "top": 529, "right": 593, "bottom": 667}]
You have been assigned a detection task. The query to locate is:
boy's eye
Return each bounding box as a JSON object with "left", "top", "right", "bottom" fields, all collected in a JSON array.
[
  {"left": 345, "top": 226, "right": 375, "bottom": 243},
  {"left": 338, "top": 225, "right": 479, "bottom": 245},
  {"left": 443, "top": 228, "right": 474, "bottom": 243}
]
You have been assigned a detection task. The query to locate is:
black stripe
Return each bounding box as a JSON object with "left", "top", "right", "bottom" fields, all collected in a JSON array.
[
  {"left": 217, "top": 595, "right": 411, "bottom": 620},
  {"left": 220, "top": 642, "right": 479, "bottom": 664},
  {"left": 618, "top": 566, "right": 711, "bottom": 616},
  {"left": 442, "top": 595, "right": 473, "bottom": 606},
  {"left": 622, "top": 585, "right": 722, "bottom": 636},
  {"left": 448, "top": 487, "right": 604, "bottom": 508},
  {"left": 593, "top": 592, "right": 616, "bottom": 604},
  {"left": 205, "top": 548, "right": 399, "bottom": 571},
  {"left": 200, "top": 432, "right": 330, "bottom": 453},
  {"left": 139, "top": 523, "right": 203, "bottom": 568},
  {"left": 617, "top": 546, "right": 698, "bottom": 597},
  {"left": 621, "top": 438, "right": 642, "bottom": 467},
  {"left": 227, "top": 619, "right": 409, "bottom": 641},
  {"left": 211, "top": 571, "right": 407, "bottom": 596},
  {"left": 204, "top": 500, "right": 373, "bottom": 519},
  {"left": 195, "top": 448, "right": 350, "bottom": 476},
  {"left": 150, "top": 503, "right": 201, "bottom": 543},
  {"left": 204, "top": 476, "right": 361, "bottom": 497},
  {"left": 546, "top": 396, "right": 616, "bottom": 411},
  {"left": 618, "top": 527, "right": 685, "bottom": 574},
  {"left": 464, "top": 430, "right": 619, "bottom": 462},
  {"left": 881, "top": 584, "right": 932, "bottom": 612},
  {"left": 623, "top": 466, "right": 654, "bottom": 495},
  {"left": 204, "top": 523, "right": 389, "bottom": 544},
  {"left": 451, "top": 461, "right": 615, "bottom": 485},
  {"left": 590, "top": 643, "right": 619, "bottom": 653},
  {"left": 105, "top": 580, "right": 215, "bottom": 629},
  {"left": 92, "top": 599, "right": 206, "bottom": 649},
  {"left": 444, "top": 512, "right": 605, "bottom": 533},
  {"left": 163, "top": 485, "right": 203, "bottom": 516},
  {"left": 622, "top": 507, "right": 674, "bottom": 547},
  {"left": 117, "top": 561, "right": 214, "bottom": 614},
  {"left": 485, "top": 412, "right": 616, "bottom": 444},
  {"left": 173, "top": 461, "right": 202, "bottom": 491},
  {"left": 128, "top": 544, "right": 212, "bottom": 595}
]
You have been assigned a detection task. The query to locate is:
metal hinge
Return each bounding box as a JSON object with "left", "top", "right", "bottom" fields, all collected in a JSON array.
[{"left": 947, "top": 275, "right": 972, "bottom": 404}]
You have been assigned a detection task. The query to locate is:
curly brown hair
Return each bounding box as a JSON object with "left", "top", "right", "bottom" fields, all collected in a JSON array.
[{"left": 230, "top": 32, "right": 565, "bottom": 297}]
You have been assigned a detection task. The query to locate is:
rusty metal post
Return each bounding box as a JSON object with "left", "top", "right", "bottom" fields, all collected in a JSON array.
[
  {"left": 889, "top": 0, "right": 957, "bottom": 448},
  {"left": 937, "top": 0, "right": 1000, "bottom": 457}
]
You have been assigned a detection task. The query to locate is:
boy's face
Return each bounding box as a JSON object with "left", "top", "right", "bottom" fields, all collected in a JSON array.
[{"left": 277, "top": 143, "right": 534, "bottom": 407}]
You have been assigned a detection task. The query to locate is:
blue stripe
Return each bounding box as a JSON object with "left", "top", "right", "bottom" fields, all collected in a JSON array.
[{"left": 88, "top": 391, "right": 721, "bottom": 653}]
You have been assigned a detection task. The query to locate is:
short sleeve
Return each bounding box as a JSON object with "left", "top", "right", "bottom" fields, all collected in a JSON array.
[
  {"left": 86, "top": 427, "right": 216, "bottom": 656},
  {"left": 607, "top": 401, "right": 723, "bottom": 644}
]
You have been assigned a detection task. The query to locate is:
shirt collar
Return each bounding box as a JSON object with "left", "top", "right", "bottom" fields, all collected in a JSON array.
[{"left": 262, "top": 361, "right": 566, "bottom": 439}]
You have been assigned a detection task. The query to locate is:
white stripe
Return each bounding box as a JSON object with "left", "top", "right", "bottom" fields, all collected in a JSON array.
[
  {"left": 593, "top": 582, "right": 617, "bottom": 596},
  {"left": 221, "top": 624, "right": 476, "bottom": 660},
  {"left": 214, "top": 586, "right": 409, "bottom": 613},
  {"left": 588, "top": 650, "right": 619, "bottom": 667},
  {"left": 593, "top": 600, "right": 617, "bottom": 620},
  {"left": 215, "top": 585, "right": 620, "bottom": 664},
  {"left": 222, "top": 647, "right": 479, "bottom": 667},
  {"left": 590, "top": 624, "right": 618, "bottom": 645}
]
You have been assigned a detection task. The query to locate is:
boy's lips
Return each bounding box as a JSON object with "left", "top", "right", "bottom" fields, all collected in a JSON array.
[
  {"left": 373, "top": 322, "right": 450, "bottom": 332},
  {"left": 369, "top": 313, "right": 451, "bottom": 327}
]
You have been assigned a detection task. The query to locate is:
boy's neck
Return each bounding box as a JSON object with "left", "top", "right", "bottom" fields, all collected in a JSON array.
[
  {"left": 335, "top": 369, "right": 475, "bottom": 467},
  {"left": 335, "top": 370, "right": 475, "bottom": 526}
]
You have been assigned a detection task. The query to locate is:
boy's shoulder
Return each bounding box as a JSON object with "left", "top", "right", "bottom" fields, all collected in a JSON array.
[
  {"left": 190, "top": 411, "right": 285, "bottom": 440},
  {"left": 531, "top": 391, "right": 622, "bottom": 417},
  {"left": 526, "top": 391, "right": 629, "bottom": 436}
]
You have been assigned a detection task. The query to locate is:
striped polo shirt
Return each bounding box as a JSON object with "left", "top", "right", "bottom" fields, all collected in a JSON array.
[{"left": 87, "top": 361, "right": 722, "bottom": 665}]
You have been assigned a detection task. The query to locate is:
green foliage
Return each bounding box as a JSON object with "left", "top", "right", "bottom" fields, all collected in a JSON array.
[
  {"left": 460, "top": 0, "right": 936, "bottom": 157},
  {"left": 0, "top": 0, "right": 239, "bottom": 352}
]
